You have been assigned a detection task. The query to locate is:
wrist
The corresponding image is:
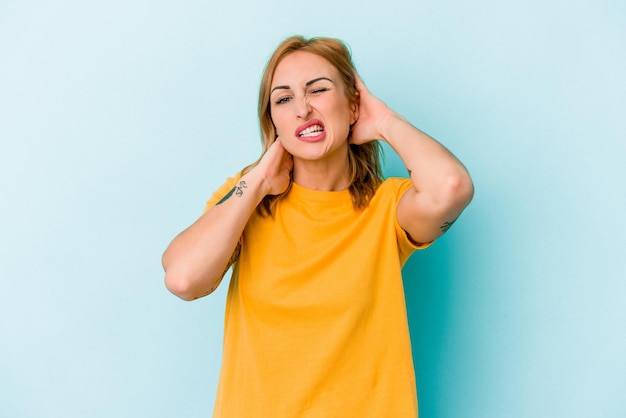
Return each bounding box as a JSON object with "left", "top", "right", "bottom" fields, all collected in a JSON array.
[
  {"left": 377, "top": 112, "right": 406, "bottom": 144},
  {"left": 241, "top": 169, "right": 273, "bottom": 200}
]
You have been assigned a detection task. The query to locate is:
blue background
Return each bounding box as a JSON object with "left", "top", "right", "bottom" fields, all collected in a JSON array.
[{"left": 1, "top": 0, "right": 624, "bottom": 417}]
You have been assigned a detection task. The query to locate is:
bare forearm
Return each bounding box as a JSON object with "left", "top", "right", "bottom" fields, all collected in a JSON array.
[
  {"left": 351, "top": 74, "right": 472, "bottom": 242},
  {"left": 162, "top": 171, "right": 268, "bottom": 300},
  {"left": 381, "top": 113, "right": 473, "bottom": 242},
  {"left": 380, "top": 113, "right": 471, "bottom": 199}
]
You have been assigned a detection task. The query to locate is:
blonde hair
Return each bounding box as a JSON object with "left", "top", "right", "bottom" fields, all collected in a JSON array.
[{"left": 248, "top": 35, "right": 383, "bottom": 216}]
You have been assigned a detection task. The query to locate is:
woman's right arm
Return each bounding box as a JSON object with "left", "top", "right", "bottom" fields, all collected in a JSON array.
[{"left": 162, "top": 140, "right": 292, "bottom": 301}]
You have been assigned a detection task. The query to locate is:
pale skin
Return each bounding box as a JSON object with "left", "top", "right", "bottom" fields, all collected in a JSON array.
[
  {"left": 162, "top": 51, "right": 473, "bottom": 301},
  {"left": 351, "top": 73, "right": 474, "bottom": 243}
]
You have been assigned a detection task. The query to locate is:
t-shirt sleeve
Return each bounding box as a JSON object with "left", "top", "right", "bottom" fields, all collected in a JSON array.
[
  {"left": 389, "top": 178, "right": 434, "bottom": 262},
  {"left": 204, "top": 174, "right": 242, "bottom": 213}
]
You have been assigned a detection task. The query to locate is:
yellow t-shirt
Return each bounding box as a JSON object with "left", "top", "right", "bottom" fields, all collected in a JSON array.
[{"left": 205, "top": 177, "right": 429, "bottom": 418}]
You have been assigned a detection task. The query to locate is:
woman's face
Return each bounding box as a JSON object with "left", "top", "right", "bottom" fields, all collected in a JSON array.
[{"left": 269, "top": 51, "right": 357, "bottom": 163}]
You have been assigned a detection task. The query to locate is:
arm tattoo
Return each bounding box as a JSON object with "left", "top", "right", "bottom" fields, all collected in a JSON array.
[
  {"left": 215, "top": 187, "right": 235, "bottom": 205},
  {"left": 215, "top": 181, "right": 247, "bottom": 205},
  {"left": 224, "top": 242, "right": 241, "bottom": 275},
  {"left": 235, "top": 180, "right": 247, "bottom": 197},
  {"left": 406, "top": 169, "right": 457, "bottom": 233},
  {"left": 440, "top": 219, "right": 457, "bottom": 233}
]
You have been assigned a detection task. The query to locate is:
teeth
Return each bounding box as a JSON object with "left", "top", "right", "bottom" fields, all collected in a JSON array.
[{"left": 299, "top": 125, "right": 324, "bottom": 137}]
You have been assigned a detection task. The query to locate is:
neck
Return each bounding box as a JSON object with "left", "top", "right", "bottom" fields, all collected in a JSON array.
[{"left": 292, "top": 152, "right": 351, "bottom": 191}]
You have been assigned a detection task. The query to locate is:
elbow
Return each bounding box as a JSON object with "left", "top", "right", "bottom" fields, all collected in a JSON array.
[
  {"left": 438, "top": 170, "right": 474, "bottom": 213},
  {"left": 165, "top": 271, "right": 197, "bottom": 301},
  {"left": 164, "top": 269, "right": 217, "bottom": 302},
  {"left": 162, "top": 249, "right": 223, "bottom": 301},
  {"left": 453, "top": 170, "right": 474, "bottom": 207},
  {"left": 162, "top": 249, "right": 205, "bottom": 301}
]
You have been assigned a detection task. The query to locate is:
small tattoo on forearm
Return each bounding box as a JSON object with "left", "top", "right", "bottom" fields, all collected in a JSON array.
[
  {"left": 440, "top": 219, "right": 457, "bottom": 233},
  {"left": 216, "top": 187, "right": 235, "bottom": 205},
  {"left": 235, "top": 181, "right": 247, "bottom": 197},
  {"left": 216, "top": 181, "right": 247, "bottom": 205}
]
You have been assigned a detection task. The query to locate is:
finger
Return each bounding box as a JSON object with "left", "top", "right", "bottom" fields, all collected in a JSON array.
[
  {"left": 273, "top": 138, "right": 287, "bottom": 157},
  {"left": 262, "top": 138, "right": 283, "bottom": 163},
  {"left": 273, "top": 138, "right": 294, "bottom": 162},
  {"left": 283, "top": 153, "right": 294, "bottom": 171},
  {"left": 272, "top": 135, "right": 283, "bottom": 148},
  {"left": 354, "top": 72, "right": 366, "bottom": 91},
  {"left": 276, "top": 134, "right": 288, "bottom": 147}
]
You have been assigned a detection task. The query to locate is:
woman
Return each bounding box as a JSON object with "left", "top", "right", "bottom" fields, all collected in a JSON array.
[{"left": 163, "top": 35, "right": 473, "bottom": 417}]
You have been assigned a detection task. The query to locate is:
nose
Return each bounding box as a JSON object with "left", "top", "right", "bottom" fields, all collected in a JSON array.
[{"left": 295, "top": 95, "right": 311, "bottom": 119}]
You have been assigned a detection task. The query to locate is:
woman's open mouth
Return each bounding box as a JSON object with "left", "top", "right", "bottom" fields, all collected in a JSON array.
[{"left": 295, "top": 120, "right": 326, "bottom": 142}]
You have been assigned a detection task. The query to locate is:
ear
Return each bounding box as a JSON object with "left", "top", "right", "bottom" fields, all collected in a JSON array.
[{"left": 350, "top": 101, "right": 359, "bottom": 125}]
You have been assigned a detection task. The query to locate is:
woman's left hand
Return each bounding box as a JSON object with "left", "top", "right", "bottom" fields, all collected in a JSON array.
[{"left": 350, "top": 73, "right": 397, "bottom": 145}]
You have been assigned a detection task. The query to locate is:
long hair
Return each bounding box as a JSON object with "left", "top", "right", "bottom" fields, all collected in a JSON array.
[{"left": 247, "top": 35, "right": 383, "bottom": 216}]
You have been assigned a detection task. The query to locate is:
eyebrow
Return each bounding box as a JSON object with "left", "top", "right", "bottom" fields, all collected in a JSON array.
[{"left": 270, "top": 77, "right": 334, "bottom": 94}]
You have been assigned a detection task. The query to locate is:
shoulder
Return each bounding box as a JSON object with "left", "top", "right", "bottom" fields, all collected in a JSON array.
[
  {"left": 363, "top": 177, "right": 413, "bottom": 213},
  {"left": 374, "top": 177, "right": 413, "bottom": 200}
]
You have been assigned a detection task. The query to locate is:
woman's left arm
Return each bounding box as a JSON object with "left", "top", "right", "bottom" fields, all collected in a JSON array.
[{"left": 351, "top": 74, "right": 474, "bottom": 245}]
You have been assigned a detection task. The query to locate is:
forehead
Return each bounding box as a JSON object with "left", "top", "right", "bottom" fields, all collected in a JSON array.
[{"left": 271, "top": 51, "right": 339, "bottom": 88}]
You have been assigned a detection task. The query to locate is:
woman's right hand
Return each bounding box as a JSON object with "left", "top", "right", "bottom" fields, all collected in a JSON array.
[
  {"left": 256, "top": 138, "right": 293, "bottom": 196},
  {"left": 162, "top": 138, "right": 292, "bottom": 301}
]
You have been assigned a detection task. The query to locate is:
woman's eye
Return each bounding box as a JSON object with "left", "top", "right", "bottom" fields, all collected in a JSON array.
[
  {"left": 310, "top": 87, "right": 328, "bottom": 94},
  {"left": 275, "top": 96, "right": 292, "bottom": 105}
]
